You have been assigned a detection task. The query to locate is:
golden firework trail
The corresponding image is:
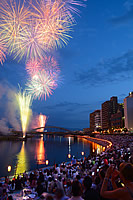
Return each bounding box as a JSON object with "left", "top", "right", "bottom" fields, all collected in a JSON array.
[{"left": 16, "top": 89, "right": 32, "bottom": 138}]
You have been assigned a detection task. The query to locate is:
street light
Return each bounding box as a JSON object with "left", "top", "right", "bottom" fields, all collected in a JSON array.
[
  {"left": 68, "top": 154, "right": 71, "bottom": 158},
  {"left": 46, "top": 160, "right": 49, "bottom": 165},
  {"left": 81, "top": 152, "right": 84, "bottom": 156},
  {"left": 8, "top": 165, "right": 12, "bottom": 172}
]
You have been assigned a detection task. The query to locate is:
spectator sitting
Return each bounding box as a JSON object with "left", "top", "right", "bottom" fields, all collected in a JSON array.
[
  {"left": 82, "top": 176, "right": 100, "bottom": 200},
  {"left": 69, "top": 181, "right": 83, "bottom": 200}
]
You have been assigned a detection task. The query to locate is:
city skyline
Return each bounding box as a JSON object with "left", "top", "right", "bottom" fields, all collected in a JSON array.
[{"left": 0, "top": 0, "right": 133, "bottom": 129}]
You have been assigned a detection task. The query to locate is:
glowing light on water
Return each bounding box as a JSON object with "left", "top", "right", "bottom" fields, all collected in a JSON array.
[
  {"left": 36, "top": 137, "right": 45, "bottom": 164},
  {"left": 16, "top": 89, "right": 32, "bottom": 138},
  {"left": 15, "top": 142, "right": 28, "bottom": 176}
]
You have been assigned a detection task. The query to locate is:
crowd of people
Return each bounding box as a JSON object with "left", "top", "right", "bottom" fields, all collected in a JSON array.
[{"left": 0, "top": 135, "right": 133, "bottom": 200}]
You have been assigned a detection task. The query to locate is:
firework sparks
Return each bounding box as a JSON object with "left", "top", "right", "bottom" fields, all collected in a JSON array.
[
  {"left": 14, "top": 23, "right": 45, "bottom": 61},
  {"left": 26, "top": 59, "right": 43, "bottom": 76},
  {"left": 0, "top": 0, "right": 85, "bottom": 62},
  {"left": 39, "top": 114, "right": 47, "bottom": 132},
  {"left": 61, "top": 0, "right": 86, "bottom": 17},
  {"left": 0, "top": 0, "right": 31, "bottom": 54},
  {"left": 0, "top": 40, "right": 6, "bottom": 65},
  {"left": 26, "top": 69, "right": 58, "bottom": 100},
  {"left": 16, "top": 89, "right": 32, "bottom": 138},
  {"left": 26, "top": 56, "right": 60, "bottom": 77},
  {"left": 32, "top": 0, "right": 73, "bottom": 50}
]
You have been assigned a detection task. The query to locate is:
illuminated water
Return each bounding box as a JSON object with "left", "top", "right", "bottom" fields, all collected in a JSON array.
[{"left": 0, "top": 135, "right": 103, "bottom": 177}]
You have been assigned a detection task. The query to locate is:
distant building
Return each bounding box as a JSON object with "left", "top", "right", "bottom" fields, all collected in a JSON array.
[
  {"left": 111, "top": 111, "right": 123, "bottom": 129},
  {"left": 124, "top": 92, "right": 133, "bottom": 131},
  {"left": 90, "top": 110, "right": 101, "bottom": 132},
  {"left": 90, "top": 112, "right": 95, "bottom": 132},
  {"left": 102, "top": 101, "right": 112, "bottom": 130},
  {"left": 94, "top": 110, "right": 101, "bottom": 131},
  {"left": 110, "top": 97, "right": 118, "bottom": 114},
  {"left": 102, "top": 96, "right": 118, "bottom": 131}
]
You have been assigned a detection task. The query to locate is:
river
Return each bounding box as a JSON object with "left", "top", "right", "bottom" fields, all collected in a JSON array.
[{"left": 0, "top": 135, "right": 103, "bottom": 177}]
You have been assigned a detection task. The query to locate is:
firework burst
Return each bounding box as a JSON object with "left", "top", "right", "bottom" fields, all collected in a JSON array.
[
  {"left": 14, "top": 23, "right": 45, "bottom": 61},
  {"left": 0, "top": 0, "right": 31, "bottom": 54},
  {"left": 32, "top": 0, "right": 73, "bottom": 50},
  {"left": 26, "top": 55, "right": 60, "bottom": 77},
  {"left": 26, "top": 59, "right": 43, "bottom": 76},
  {"left": 26, "top": 69, "right": 58, "bottom": 100}
]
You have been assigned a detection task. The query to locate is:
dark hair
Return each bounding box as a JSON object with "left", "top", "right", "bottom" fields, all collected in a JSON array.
[
  {"left": 55, "top": 189, "right": 64, "bottom": 199},
  {"left": 3, "top": 189, "right": 6, "bottom": 194},
  {"left": 72, "top": 181, "right": 82, "bottom": 196},
  {"left": 76, "top": 175, "right": 80, "bottom": 180},
  {"left": 83, "top": 176, "right": 92, "bottom": 189},
  {"left": 8, "top": 195, "right": 13, "bottom": 200},
  {"left": 95, "top": 176, "right": 100, "bottom": 185},
  {"left": 120, "top": 163, "right": 133, "bottom": 181},
  {"left": 46, "top": 195, "right": 54, "bottom": 200},
  {"left": 99, "top": 169, "right": 105, "bottom": 179}
]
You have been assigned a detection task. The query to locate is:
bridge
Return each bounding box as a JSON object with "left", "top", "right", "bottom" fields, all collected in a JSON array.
[{"left": 30, "top": 125, "right": 71, "bottom": 135}]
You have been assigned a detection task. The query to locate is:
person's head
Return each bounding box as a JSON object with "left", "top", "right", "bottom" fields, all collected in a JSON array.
[
  {"left": 94, "top": 176, "right": 100, "bottom": 185},
  {"left": 8, "top": 195, "right": 13, "bottom": 200},
  {"left": 76, "top": 175, "right": 80, "bottom": 180},
  {"left": 99, "top": 169, "right": 105, "bottom": 180},
  {"left": 119, "top": 163, "right": 133, "bottom": 182},
  {"left": 72, "top": 181, "right": 82, "bottom": 197},
  {"left": 3, "top": 189, "right": 7, "bottom": 195},
  {"left": 46, "top": 195, "right": 54, "bottom": 200},
  {"left": 55, "top": 189, "right": 64, "bottom": 200},
  {"left": 83, "top": 176, "right": 92, "bottom": 190}
]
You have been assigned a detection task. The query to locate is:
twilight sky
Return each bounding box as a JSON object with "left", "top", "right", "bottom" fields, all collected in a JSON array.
[{"left": 0, "top": 0, "right": 133, "bottom": 130}]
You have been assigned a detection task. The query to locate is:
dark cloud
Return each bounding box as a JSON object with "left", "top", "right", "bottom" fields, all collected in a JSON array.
[
  {"left": 74, "top": 50, "right": 133, "bottom": 86},
  {"left": 46, "top": 101, "right": 90, "bottom": 112},
  {"left": 110, "top": 3, "right": 133, "bottom": 25}
]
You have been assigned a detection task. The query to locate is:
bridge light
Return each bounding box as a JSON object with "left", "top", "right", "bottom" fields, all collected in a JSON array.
[
  {"left": 68, "top": 154, "right": 71, "bottom": 158},
  {"left": 46, "top": 160, "right": 49, "bottom": 165},
  {"left": 81, "top": 152, "right": 84, "bottom": 156}
]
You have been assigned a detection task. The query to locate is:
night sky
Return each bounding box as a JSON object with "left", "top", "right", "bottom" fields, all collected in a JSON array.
[{"left": 0, "top": 0, "right": 133, "bottom": 130}]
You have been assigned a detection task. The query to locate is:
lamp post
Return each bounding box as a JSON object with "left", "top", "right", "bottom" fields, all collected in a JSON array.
[
  {"left": 8, "top": 165, "right": 12, "bottom": 173},
  {"left": 68, "top": 154, "right": 71, "bottom": 159},
  {"left": 46, "top": 160, "right": 49, "bottom": 165}
]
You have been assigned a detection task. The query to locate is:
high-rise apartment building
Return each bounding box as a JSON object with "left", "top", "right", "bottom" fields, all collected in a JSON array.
[
  {"left": 90, "top": 112, "right": 95, "bottom": 132},
  {"left": 101, "top": 96, "right": 118, "bottom": 130},
  {"left": 94, "top": 110, "right": 101, "bottom": 130},
  {"left": 124, "top": 92, "right": 133, "bottom": 131},
  {"left": 90, "top": 110, "right": 101, "bottom": 132}
]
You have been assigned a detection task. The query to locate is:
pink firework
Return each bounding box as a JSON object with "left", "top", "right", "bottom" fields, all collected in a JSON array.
[
  {"left": 43, "top": 56, "right": 60, "bottom": 75},
  {"left": 26, "top": 59, "right": 43, "bottom": 76},
  {"left": 26, "top": 56, "right": 60, "bottom": 78}
]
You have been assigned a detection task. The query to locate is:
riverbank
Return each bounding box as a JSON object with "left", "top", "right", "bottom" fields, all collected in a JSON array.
[{"left": 0, "top": 134, "right": 132, "bottom": 200}]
